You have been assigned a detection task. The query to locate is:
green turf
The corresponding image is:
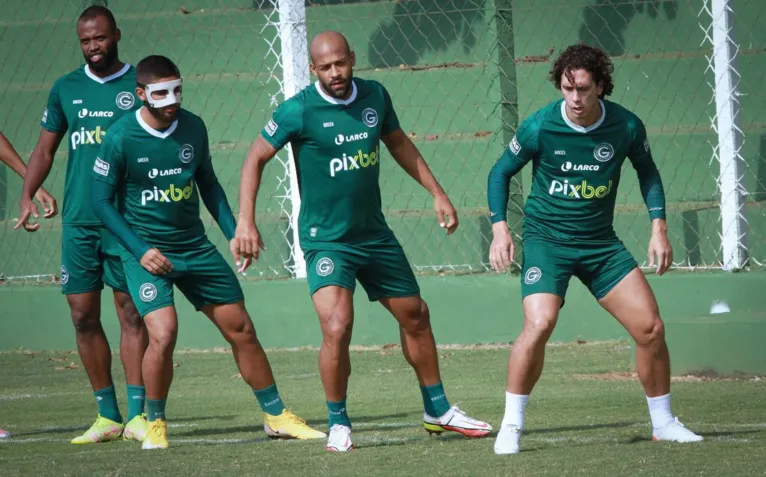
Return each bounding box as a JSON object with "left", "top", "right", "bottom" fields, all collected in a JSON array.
[{"left": 1, "top": 342, "right": 764, "bottom": 476}]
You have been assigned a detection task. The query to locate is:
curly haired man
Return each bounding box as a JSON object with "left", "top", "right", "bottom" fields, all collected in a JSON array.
[{"left": 487, "top": 43, "right": 703, "bottom": 454}]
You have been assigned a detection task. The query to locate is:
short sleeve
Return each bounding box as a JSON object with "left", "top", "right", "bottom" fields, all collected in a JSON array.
[
  {"left": 628, "top": 116, "right": 652, "bottom": 160},
  {"left": 380, "top": 84, "right": 400, "bottom": 135},
  {"left": 508, "top": 114, "right": 541, "bottom": 163},
  {"left": 41, "top": 80, "right": 67, "bottom": 133},
  {"left": 260, "top": 99, "right": 303, "bottom": 150},
  {"left": 93, "top": 131, "right": 125, "bottom": 186}
]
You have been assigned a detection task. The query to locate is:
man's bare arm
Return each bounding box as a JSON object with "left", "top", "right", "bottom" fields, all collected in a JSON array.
[{"left": 21, "top": 129, "right": 64, "bottom": 201}]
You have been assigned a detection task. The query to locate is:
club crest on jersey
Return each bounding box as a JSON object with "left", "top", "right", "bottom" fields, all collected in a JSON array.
[
  {"left": 316, "top": 257, "right": 334, "bottom": 277},
  {"left": 139, "top": 283, "right": 158, "bottom": 302},
  {"left": 179, "top": 144, "right": 194, "bottom": 163},
  {"left": 593, "top": 143, "right": 614, "bottom": 162},
  {"left": 524, "top": 267, "right": 542, "bottom": 285},
  {"left": 362, "top": 108, "right": 378, "bottom": 127},
  {"left": 116, "top": 91, "right": 135, "bottom": 110}
]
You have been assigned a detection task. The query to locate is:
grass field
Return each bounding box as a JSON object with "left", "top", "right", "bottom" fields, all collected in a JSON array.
[{"left": 1, "top": 341, "right": 764, "bottom": 476}]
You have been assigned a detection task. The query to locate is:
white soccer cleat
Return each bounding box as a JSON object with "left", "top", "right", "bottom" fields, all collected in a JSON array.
[
  {"left": 652, "top": 417, "right": 703, "bottom": 443},
  {"left": 326, "top": 424, "right": 354, "bottom": 452},
  {"left": 494, "top": 423, "right": 521, "bottom": 454},
  {"left": 423, "top": 405, "right": 492, "bottom": 438}
]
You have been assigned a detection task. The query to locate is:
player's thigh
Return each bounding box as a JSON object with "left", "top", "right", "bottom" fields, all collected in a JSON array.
[
  {"left": 174, "top": 244, "right": 244, "bottom": 312},
  {"left": 61, "top": 225, "right": 104, "bottom": 295},
  {"left": 98, "top": 228, "right": 130, "bottom": 295},
  {"left": 122, "top": 254, "right": 175, "bottom": 319},
  {"left": 311, "top": 284, "right": 355, "bottom": 339},
  {"left": 305, "top": 248, "right": 363, "bottom": 298},
  {"left": 356, "top": 237, "right": 420, "bottom": 302},
  {"left": 598, "top": 268, "right": 662, "bottom": 341},
  {"left": 520, "top": 238, "right": 577, "bottom": 303},
  {"left": 576, "top": 240, "right": 638, "bottom": 301}
]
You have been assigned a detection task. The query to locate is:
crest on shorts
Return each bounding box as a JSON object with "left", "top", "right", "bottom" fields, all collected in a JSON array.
[
  {"left": 316, "top": 257, "right": 334, "bottom": 277},
  {"left": 593, "top": 143, "right": 614, "bottom": 162},
  {"left": 60, "top": 265, "right": 69, "bottom": 285},
  {"left": 362, "top": 108, "right": 378, "bottom": 128},
  {"left": 524, "top": 266, "right": 542, "bottom": 285},
  {"left": 139, "top": 283, "right": 158, "bottom": 302}
]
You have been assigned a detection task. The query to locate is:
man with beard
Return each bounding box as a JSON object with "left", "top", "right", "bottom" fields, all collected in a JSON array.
[
  {"left": 91, "top": 55, "right": 326, "bottom": 449},
  {"left": 17, "top": 6, "right": 149, "bottom": 444},
  {"left": 233, "top": 31, "right": 491, "bottom": 452}
]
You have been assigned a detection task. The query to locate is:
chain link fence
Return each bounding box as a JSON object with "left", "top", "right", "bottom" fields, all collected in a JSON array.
[{"left": 0, "top": 0, "right": 764, "bottom": 285}]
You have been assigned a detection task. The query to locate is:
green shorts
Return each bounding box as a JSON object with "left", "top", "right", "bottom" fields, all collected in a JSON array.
[
  {"left": 61, "top": 225, "right": 128, "bottom": 295},
  {"left": 304, "top": 235, "right": 420, "bottom": 301},
  {"left": 122, "top": 242, "right": 244, "bottom": 318},
  {"left": 520, "top": 237, "right": 638, "bottom": 302}
]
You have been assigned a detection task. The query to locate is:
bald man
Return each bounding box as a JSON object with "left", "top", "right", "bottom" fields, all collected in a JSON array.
[{"left": 234, "top": 31, "right": 492, "bottom": 451}]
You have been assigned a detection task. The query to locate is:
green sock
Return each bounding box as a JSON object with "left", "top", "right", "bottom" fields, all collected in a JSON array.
[
  {"left": 94, "top": 385, "right": 122, "bottom": 423},
  {"left": 420, "top": 382, "right": 451, "bottom": 418},
  {"left": 327, "top": 398, "right": 351, "bottom": 428},
  {"left": 126, "top": 385, "right": 146, "bottom": 421},
  {"left": 147, "top": 398, "right": 167, "bottom": 422},
  {"left": 253, "top": 384, "right": 286, "bottom": 417}
]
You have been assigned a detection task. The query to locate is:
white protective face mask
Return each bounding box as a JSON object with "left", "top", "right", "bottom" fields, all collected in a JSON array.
[{"left": 144, "top": 78, "right": 183, "bottom": 108}]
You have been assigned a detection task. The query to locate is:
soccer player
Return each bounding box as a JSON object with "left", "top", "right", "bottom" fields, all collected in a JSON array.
[
  {"left": 487, "top": 44, "right": 703, "bottom": 454},
  {"left": 91, "top": 55, "right": 326, "bottom": 450},
  {"left": 16, "top": 6, "right": 149, "bottom": 444},
  {"left": 234, "top": 31, "right": 492, "bottom": 452},
  {"left": 0, "top": 131, "right": 57, "bottom": 219}
]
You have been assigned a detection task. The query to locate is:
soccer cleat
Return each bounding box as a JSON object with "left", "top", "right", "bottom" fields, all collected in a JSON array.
[
  {"left": 326, "top": 424, "right": 354, "bottom": 452},
  {"left": 263, "top": 409, "right": 327, "bottom": 440},
  {"left": 123, "top": 413, "right": 149, "bottom": 442},
  {"left": 142, "top": 419, "right": 169, "bottom": 449},
  {"left": 70, "top": 415, "right": 124, "bottom": 444},
  {"left": 423, "top": 405, "right": 492, "bottom": 438},
  {"left": 652, "top": 417, "right": 703, "bottom": 443},
  {"left": 0, "top": 428, "right": 10, "bottom": 439},
  {"left": 494, "top": 423, "right": 522, "bottom": 454}
]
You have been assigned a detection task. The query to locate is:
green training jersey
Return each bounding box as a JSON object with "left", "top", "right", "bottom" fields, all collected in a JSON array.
[
  {"left": 489, "top": 99, "right": 665, "bottom": 242},
  {"left": 92, "top": 108, "right": 215, "bottom": 252},
  {"left": 260, "top": 77, "right": 400, "bottom": 250},
  {"left": 42, "top": 63, "right": 140, "bottom": 225}
]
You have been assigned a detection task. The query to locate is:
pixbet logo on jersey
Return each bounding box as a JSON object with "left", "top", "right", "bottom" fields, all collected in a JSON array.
[
  {"left": 141, "top": 183, "right": 194, "bottom": 205},
  {"left": 71, "top": 126, "right": 106, "bottom": 150},
  {"left": 548, "top": 179, "right": 613, "bottom": 199},
  {"left": 329, "top": 146, "right": 380, "bottom": 177}
]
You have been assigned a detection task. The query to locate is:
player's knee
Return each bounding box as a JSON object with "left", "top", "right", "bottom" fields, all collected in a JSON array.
[
  {"left": 70, "top": 306, "right": 101, "bottom": 334},
  {"left": 322, "top": 311, "right": 353, "bottom": 344},
  {"left": 225, "top": 316, "right": 257, "bottom": 345},
  {"left": 149, "top": 324, "right": 178, "bottom": 352},
  {"left": 523, "top": 312, "right": 558, "bottom": 342},
  {"left": 400, "top": 299, "right": 432, "bottom": 335},
  {"left": 114, "top": 295, "right": 144, "bottom": 332},
  {"left": 633, "top": 316, "right": 665, "bottom": 348}
]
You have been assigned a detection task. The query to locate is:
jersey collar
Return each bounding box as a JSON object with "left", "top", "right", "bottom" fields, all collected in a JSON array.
[
  {"left": 315, "top": 80, "right": 358, "bottom": 105},
  {"left": 560, "top": 99, "right": 606, "bottom": 133},
  {"left": 136, "top": 109, "right": 178, "bottom": 139},
  {"left": 84, "top": 63, "right": 131, "bottom": 84}
]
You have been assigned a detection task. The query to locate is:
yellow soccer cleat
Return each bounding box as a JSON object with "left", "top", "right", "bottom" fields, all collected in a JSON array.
[
  {"left": 123, "top": 413, "right": 149, "bottom": 442},
  {"left": 264, "top": 409, "right": 327, "bottom": 440},
  {"left": 70, "top": 415, "right": 124, "bottom": 444},
  {"left": 142, "top": 419, "right": 169, "bottom": 450}
]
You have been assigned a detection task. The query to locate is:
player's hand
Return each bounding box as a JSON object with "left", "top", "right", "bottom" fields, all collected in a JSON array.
[
  {"left": 232, "top": 222, "right": 266, "bottom": 266},
  {"left": 434, "top": 193, "right": 458, "bottom": 235},
  {"left": 229, "top": 237, "right": 255, "bottom": 274},
  {"left": 648, "top": 222, "right": 673, "bottom": 276},
  {"left": 489, "top": 222, "right": 515, "bottom": 272},
  {"left": 34, "top": 188, "right": 57, "bottom": 219},
  {"left": 140, "top": 248, "right": 173, "bottom": 275},
  {"left": 15, "top": 197, "right": 41, "bottom": 232}
]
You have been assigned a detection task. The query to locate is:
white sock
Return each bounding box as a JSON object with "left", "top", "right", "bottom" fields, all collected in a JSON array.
[
  {"left": 646, "top": 393, "right": 674, "bottom": 429},
  {"left": 502, "top": 392, "right": 529, "bottom": 429}
]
